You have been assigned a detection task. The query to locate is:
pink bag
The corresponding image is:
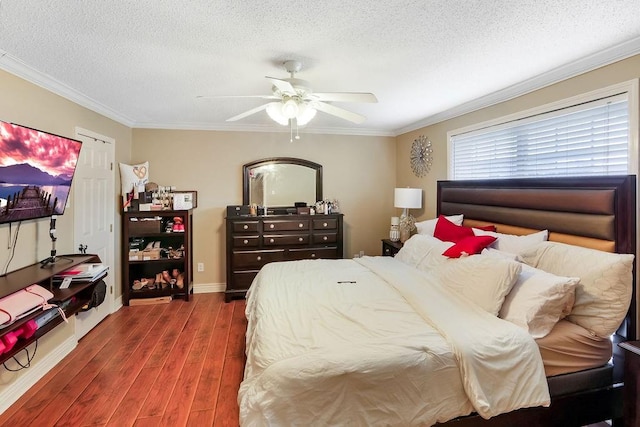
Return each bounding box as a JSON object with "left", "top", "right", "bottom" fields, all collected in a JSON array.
[{"left": 0, "top": 285, "right": 54, "bottom": 327}]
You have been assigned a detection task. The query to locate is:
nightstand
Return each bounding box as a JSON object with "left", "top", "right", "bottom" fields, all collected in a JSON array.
[
  {"left": 381, "top": 239, "right": 403, "bottom": 257},
  {"left": 619, "top": 340, "right": 640, "bottom": 427}
]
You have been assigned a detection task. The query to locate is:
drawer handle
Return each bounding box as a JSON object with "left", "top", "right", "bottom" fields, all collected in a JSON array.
[
  {"left": 270, "top": 224, "right": 275, "bottom": 229},
  {"left": 323, "top": 236, "right": 328, "bottom": 241},
  {"left": 323, "top": 222, "right": 328, "bottom": 227},
  {"left": 298, "top": 237, "right": 303, "bottom": 242},
  {"left": 311, "top": 253, "right": 316, "bottom": 258},
  {"left": 243, "top": 225, "right": 248, "bottom": 230},
  {"left": 243, "top": 239, "right": 249, "bottom": 244},
  {"left": 257, "top": 256, "right": 262, "bottom": 261},
  {"left": 270, "top": 238, "right": 275, "bottom": 243},
  {"left": 298, "top": 223, "right": 303, "bottom": 228}
]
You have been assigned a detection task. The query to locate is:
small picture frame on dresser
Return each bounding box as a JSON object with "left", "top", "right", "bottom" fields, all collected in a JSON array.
[{"left": 173, "top": 191, "right": 197, "bottom": 210}]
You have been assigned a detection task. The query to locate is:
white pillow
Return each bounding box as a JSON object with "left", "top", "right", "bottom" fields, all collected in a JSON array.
[
  {"left": 119, "top": 161, "right": 150, "bottom": 196},
  {"left": 520, "top": 241, "right": 634, "bottom": 338},
  {"left": 430, "top": 256, "right": 522, "bottom": 316},
  {"left": 416, "top": 214, "right": 463, "bottom": 236},
  {"left": 473, "top": 228, "right": 548, "bottom": 255},
  {"left": 395, "top": 234, "right": 453, "bottom": 269},
  {"left": 480, "top": 247, "right": 522, "bottom": 262},
  {"left": 499, "top": 264, "right": 578, "bottom": 338}
]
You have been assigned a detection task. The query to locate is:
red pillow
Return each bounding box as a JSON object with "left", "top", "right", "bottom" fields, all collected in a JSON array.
[
  {"left": 475, "top": 224, "right": 497, "bottom": 232},
  {"left": 442, "top": 235, "right": 497, "bottom": 258},
  {"left": 434, "top": 215, "right": 474, "bottom": 243}
]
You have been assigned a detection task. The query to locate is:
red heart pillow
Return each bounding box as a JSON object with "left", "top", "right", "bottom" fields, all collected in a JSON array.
[
  {"left": 442, "top": 235, "right": 497, "bottom": 258},
  {"left": 434, "top": 215, "right": 474, "bottom": 243}
]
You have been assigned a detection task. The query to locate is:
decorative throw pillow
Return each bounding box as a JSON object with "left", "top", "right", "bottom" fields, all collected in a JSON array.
[
  {"left": 415, "top": 214, "right": 463, "bottom": 236},
  {"left": 519, "top": 241, "right": 634, "bottom": 338},
  {"left": 434, "top": 215, "right": 474, "bottom": 243},
  {"left": 473, "top": 228, "right": 548, "bottom": 255},
  {"left": 119, "top": 161, "right": 150, "bottom": 207},
  {"left": 442, "top": 235, "right": 497, "bottom": 258},
  {"left": 499, "top": 264, "right": 578, "bottom": 338},
  {"left": 395, "top": 234, "right": 453, "bottom": 269},
  {"left": 431, "top": 255, "right": 522, "bottom": 316}
]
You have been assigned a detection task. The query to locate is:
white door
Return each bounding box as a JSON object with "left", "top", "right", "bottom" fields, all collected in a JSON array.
[{"left": 73, "top": 128, "right": 115, "bottom": 339}]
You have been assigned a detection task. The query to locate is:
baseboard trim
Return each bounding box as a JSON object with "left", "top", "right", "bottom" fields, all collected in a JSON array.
[
  {"left": 0, "top": 334, "right": 77, "bottom": 414},
  {"left": 193, "top": 282, "right": 225, "bottom": 294}
]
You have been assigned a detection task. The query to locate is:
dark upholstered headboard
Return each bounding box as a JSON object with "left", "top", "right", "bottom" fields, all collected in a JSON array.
[{"left": 437, "top": 175, "right": 637, "bottom": 340}]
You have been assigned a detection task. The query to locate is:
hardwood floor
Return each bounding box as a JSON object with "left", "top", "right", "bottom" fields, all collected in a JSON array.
[{"left": 0, "top": 293, "right": 245, "bottom": 427}]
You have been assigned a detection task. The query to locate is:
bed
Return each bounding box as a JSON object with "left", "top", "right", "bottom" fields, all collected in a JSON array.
[{"left": 239, "top": 175, "right": 637, "bottom": 427}]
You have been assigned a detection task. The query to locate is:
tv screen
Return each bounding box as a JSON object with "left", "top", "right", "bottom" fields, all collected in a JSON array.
[{"left": 0, "top": 121, "right": 82, "bottom": 224}]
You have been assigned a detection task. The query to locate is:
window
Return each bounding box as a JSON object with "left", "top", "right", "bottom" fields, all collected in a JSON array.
[{"left": 449, "top": 83, "right": 637, "bottom": 180}]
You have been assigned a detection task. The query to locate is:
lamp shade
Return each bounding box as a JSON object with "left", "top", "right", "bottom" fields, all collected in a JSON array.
[{"left": 394, "top": 188, "right": 422, "bottom": 209}]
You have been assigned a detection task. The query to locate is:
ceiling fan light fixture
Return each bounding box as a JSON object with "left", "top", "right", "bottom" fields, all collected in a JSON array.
[
  {"left": 281, "top": 99, "right": 299, "bottom": 118},
  {"left": 296, "top": 103, "right": 317, "bottom": 126},
  {"left": 266, "top": 103, "right": 289, "bottom": 126}
]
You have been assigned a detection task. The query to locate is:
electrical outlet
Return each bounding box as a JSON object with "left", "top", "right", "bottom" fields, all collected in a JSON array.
[{"left": 197, "top": 262, "right": 204, "bottom": 272}]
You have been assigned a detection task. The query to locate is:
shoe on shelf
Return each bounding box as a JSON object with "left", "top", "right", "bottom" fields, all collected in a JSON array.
[
  {"left": 143, "top": 277, "right": 156, "bottom": 289},
  {"left": 153, "top": 241, "right": 161, "bottom": 249},
  {"left": 162, "top": 270, "right": 172, "bottom": 284},
  {"left": 176, "top": 273, "right": 184, "bottom": 289},
  {"left": 132, "top": 279, "right": 144, "bottom": 290}
]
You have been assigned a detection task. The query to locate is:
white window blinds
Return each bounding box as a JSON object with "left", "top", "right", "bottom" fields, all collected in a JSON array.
[{"left": 450, "top": 94, "right": 629, "bottom": 180}]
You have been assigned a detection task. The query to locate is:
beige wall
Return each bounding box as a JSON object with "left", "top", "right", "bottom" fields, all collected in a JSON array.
[
  {"left": 0, "top": 69, "right": 133, "bottom": 271},
  {"left": 396, "top": 54, "right": 640, "bottom": 220},
  {"left": 131, "top": 129, "right": 396, "bottom": 286},
  {"left": 0, "top": 69, "right": 132, "bottom": 391}
]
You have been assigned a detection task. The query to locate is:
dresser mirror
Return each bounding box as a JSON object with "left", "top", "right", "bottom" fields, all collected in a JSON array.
[{"left": 243, "top": 157, "right": 323, "bottom": 207}]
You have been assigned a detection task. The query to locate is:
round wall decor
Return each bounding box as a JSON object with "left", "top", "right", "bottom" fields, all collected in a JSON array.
[{"left": 410, "top": 135, "right": 433, "bottom": 177}]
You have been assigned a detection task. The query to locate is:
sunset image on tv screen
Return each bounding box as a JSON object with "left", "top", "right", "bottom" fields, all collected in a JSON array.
[{"left": 0, "top": 121, "right": 82, "bottom": 223}]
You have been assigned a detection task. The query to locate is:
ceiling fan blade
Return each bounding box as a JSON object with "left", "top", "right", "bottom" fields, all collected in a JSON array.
[
  {"left": 226, "top": 102, "right": 277, "bottom": 122},
  {"left": 312, "top": 92, "right": 378, "bottom": 103},
  {"left": 266, "top": 76, "right": 296, "bottom": 94},
  {"left": 313, "top": 101, "right": 367, "bottom": 124}
]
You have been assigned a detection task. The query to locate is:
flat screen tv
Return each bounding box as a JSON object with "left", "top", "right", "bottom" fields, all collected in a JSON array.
[{"left": 0, "top": 121, "right": 82, "bottom": 225}]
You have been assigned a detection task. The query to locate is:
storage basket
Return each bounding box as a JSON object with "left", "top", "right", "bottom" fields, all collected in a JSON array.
[{"left": 129, "top": 218, "right": 161, "bottom": 234}]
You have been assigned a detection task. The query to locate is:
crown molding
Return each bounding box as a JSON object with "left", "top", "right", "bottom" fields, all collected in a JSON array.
[
  {"left": 0, "top": 50, "right": 137, "bottom": 127},
  {"left": 395, "top": 35, "right": 640, "bottom": 136},
  {"left": 133, "top": 121, "right": 395, "bottom": 137}
]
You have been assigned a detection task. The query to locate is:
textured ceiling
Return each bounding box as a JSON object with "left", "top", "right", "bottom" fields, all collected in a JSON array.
[{"left": 0, "top": 1, "right": 639, "bottom": 136}]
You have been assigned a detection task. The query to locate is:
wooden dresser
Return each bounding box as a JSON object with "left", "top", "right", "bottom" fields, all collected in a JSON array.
[{"left": 225, "top": 213, "right": 344, "bottom": 302}]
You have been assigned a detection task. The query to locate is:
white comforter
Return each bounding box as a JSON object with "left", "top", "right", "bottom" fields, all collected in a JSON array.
[{"left": 240, "top": 256, "right": 549, "bottom": 426}]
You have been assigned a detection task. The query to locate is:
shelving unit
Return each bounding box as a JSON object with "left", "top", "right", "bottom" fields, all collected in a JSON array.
[
  {"left": 122, "top": 210, "right": 193, "bottom": 305},
  {"left": 0, "top": 254, "right": 106, "bottom": 364}
]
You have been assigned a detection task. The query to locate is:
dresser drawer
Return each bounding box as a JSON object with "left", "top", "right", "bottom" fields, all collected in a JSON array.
[
  {"left": 233, "top": 249, "right": 285, "bottom": 269},
  {"left": 313, "top": 232, "right": 337, "bottom": 244},
  {"left": 264, "top": 219, "right": 310, "bottom": 231},
  {"left": 313, "top": 218, "right": 338, "bottom": 230},
  {"left": 233, "top": 235, "right": 260, "bottom": 248},
  {"left": 232, "top": 271, "right": 259, "bottom": 291},
  {"left": 288, "top": 247, "right": 339, "bottom": 260},
  {"left": 233, "top": 221, "right": 259, "bottom": 233},
  {"left": 264, "top": 234, "right": 310, "bottom": 246}
]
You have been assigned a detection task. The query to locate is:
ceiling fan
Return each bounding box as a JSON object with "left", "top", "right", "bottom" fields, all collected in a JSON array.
[{"left": 208, "top": 60, "right": 378, "bottom": 126}]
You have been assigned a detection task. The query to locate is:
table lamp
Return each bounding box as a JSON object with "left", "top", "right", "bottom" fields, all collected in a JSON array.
[{"left": 394, "top": 188, "right": 422, "bottom": 242}]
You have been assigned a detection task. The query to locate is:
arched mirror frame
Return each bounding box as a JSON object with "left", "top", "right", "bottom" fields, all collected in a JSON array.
[{"left": 242, "top": 157, "right": 323, "bottom": 207}]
